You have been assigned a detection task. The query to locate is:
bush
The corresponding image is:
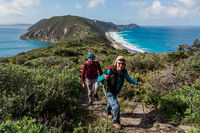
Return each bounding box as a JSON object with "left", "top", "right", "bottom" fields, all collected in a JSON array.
[
  {"left": 0, "top": 58, "right": 9, "bottom": 63},
  {"left": 73, "top": 120, "right": 115, "bottom": 133},
  {"left": 129, "top": 53, "right": 166, "bottom": 73},
  {"left": 168, "top": 51, "right": 189, "bottom": 61},
  {"left": 53, "top": 48, "right": 83, "bottom": 57},
  {"left": 24, "top": 56, "right": 73, "bottom": 69},
  {"left": 0, "top": 117, "right": 58, "bottom": 133},
  {"left": 158, "top": 87, "right": 200, "bottom": 123},
  {"left": 0, "top": 64, "right": 85, "bottom": 131},
  {"left": 0, "top": 64, "right": 33, "bottom": 95}
]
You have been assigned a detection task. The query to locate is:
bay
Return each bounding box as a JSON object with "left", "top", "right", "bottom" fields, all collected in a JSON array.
[
  {"left": 0, "top": 25, "right": 51, "bottom": 57},
  {"left": 118, "top": 26, "right": 200, "bottom": 53}
]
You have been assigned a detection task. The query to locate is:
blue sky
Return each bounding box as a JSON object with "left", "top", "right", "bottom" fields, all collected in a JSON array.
[{"left": 0, "top": 0, "right": 200, "bottom": 26}]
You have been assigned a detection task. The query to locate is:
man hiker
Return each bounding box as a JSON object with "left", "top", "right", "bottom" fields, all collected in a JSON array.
[
  {"left": 97, "top": 56, "right": 140, "bottom": 129},
  {"left": 81, "top": 53, "right": 103, "bottom": 105}
]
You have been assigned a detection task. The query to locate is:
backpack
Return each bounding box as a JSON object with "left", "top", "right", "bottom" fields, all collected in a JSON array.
[
  {"left": 85, "top": 61, "right": 97, "bottom": 71},
  {"left": 105, "top": 65, "right": 114, "bottom": 79},
  {"left": 105, "top": 65, "right": 126, "bottom": 79},
  {"left": 105, "top": 65, "right": 127, "bottom": 94},
  {"left": 80, "top": 61, "right": 98, "bottom": 80}
]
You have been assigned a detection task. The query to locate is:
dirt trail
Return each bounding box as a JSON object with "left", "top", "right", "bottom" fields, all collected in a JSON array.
[{"left": 80, "top": 88, "right": 191, "bottom": 133}]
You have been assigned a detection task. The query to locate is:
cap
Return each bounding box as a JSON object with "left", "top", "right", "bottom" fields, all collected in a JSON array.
[
  {"left": 87, "top": 53, "right": 95, "bottom": 58},
  {"left": 114, "top": 56, "right": 126, "bottom": 66},
  {"left": 116, "top": 56, "right": 125, "bottom": 62}
]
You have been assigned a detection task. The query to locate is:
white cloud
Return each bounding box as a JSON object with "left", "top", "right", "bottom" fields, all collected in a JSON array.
[
  {"left": 177, "top": 0, "right": 195, "bottom": 7},
  {"left": 140, "top": 0, "right": 200, "bottom": 20},
  {"left": 11, "top": 0, "right": 39, "bottom": 7},
  {"left": 87, "top": 0, "right": 106, "bottom": 8},
  {"left": 0, "top": 0, "right": 40, "bottom": 16},
  {"left": 75, "top": 3, "right": 83, "bottom": 9},
  {"left": 123, "top": 1, "right": 147, "bottom": 7}
]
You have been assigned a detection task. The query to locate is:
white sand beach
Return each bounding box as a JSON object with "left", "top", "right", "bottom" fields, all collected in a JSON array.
[{"left": 106, "top": 32, "right": 144, "bottom": 53}]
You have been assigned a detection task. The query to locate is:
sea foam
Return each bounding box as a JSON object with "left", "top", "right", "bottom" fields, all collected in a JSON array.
[{"left": 106, "top": 32, "right": 144, "bottom": 53}]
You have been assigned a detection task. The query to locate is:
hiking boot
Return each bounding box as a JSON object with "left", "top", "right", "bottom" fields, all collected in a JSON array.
[
  {"left": 106, "top": 107, "right": 112, "bottom": 115},
  {"left": 113, "top": 121, "right": 121, "bottom": 129},
  {"left": 94, "top": 93, "right": 99, "bottom": 100},
  {"left": 88, "top": 101, "right": 93, "bottom": 106}
]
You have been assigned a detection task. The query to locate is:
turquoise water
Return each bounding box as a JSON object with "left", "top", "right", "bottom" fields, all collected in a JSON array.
[
  {"left": 0, "top": 25, "right": 51, "bottom": 57},
  {"left": 1, "top": 25, "right": 200, "bottom": 57},
  {"left": 118, "top": 26, "right": 200, "bottom": 53}
]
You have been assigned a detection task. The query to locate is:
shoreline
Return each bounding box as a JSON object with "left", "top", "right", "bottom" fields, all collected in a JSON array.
[
  {"left": 105, "top": 32, "right": 144, "bottom": 53},
  {"left": 106, "top": 32, "right": 124, "bottom": 50}
]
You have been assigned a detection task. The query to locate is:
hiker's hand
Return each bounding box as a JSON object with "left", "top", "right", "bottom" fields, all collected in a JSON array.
[
  {"left": 102, "top": 80, "right": 106, "bottom": 85},
  {"left": 104, "top": 75, "right": 109, "bottom": 80},
  {"left": 82, "top": 83, "right": 85, "bottom": 88},
  {"left": 137, "top": 81, "right": 142, "bottom": 85}
]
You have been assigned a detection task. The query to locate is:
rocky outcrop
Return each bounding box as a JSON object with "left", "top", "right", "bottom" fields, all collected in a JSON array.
[
  {"left": 20, "top": 15, "right": 120, "bottom": 42},
  {"left": 117, "top": 23, "right": 139, "bottom": 29}
]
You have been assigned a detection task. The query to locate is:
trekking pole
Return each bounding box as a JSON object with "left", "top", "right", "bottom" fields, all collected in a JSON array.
[
  {"left": 142, "top": 96, "right": 146, "bottom": 120},
  {"left": 102, "top": 84, "right": 107, "bottom": 97},
  {"left": 136, "top": 77, "right": 146, "bottom": 119},
  {"left": 102, "top": 81, "right": 109, "bottom": 132}
]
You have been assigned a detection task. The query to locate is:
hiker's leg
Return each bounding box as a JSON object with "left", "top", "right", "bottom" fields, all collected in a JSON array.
[
  {"left": 94, "top": 78, "right": 99, "bottom": 94},
  {"left": 107, "top": 102, "right": 112, "bottom": 115},
  {"left": 86, "top": 78, "right": 93, "bottom": 103},
  {"left": 90, "top": 79, "right": 97, "bottom": 102},
  {"left": 107, "top": 92, "right": 120, "bottom": 123},
  {"left": 94, "top": 79, "right": 100, "bottom": 99},
  {"left": 107, "top": 93, "right": 112, "bottom": 115}
]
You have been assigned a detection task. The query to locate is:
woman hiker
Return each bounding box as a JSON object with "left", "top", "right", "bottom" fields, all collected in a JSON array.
[
  {"left": 81, "top": 53, "right": 103, "bottom": 105},
  {"left": 97, "top": 56, "right": 141, "bottom": 129}
]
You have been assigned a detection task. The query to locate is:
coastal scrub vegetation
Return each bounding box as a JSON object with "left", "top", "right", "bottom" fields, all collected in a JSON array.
[{"left": 0, "top": 36, "right": 200, "bottom": 132}]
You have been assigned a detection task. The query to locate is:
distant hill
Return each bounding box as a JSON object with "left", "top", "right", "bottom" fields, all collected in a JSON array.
[
  {"left": 20, "top": 15, "right": 121, "bottom": 42},
  {"left": 0, "top": 24, "right": 32, "bottom": 26},
  {"left": 117, "top": 23, "right": 139, "bottom": 29}
]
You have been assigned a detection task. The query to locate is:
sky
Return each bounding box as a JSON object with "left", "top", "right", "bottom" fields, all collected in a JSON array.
[{"left": 0, "top": 0, "right": 200, "bottom": 26}]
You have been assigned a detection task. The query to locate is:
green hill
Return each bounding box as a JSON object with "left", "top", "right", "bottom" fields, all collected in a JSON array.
[{"left": 20, "top": 15, "right": 119, "bottom": 42}]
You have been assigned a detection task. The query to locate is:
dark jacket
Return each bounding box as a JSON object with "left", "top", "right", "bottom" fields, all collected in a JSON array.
[{"left": 97, "top": 66, "right": 137, "bottom": 95}]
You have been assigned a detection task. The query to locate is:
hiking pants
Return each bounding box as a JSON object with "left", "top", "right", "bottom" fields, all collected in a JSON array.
[
  {"left": 107, "top": 92, "right": 120, "bottom": 123},
  {"left": 85, "top": 78, "right": 99, "bottom": 103}
]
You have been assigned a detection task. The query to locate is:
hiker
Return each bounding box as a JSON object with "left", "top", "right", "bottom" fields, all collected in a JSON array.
[
  {"left": 97, "top": 56, "right": 141, "bottom": 129},
  {"left": 81, "top": 53, "right": 103, "bottom": 105}
]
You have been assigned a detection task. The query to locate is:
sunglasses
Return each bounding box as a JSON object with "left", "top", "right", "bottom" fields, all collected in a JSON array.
[{"left": 117, "top": 62, "right": 125, "bottom": 65}]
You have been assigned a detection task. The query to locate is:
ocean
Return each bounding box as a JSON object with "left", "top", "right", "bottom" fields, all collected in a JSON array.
[
  {"left": 0, "top": 25, "right": 51, "bottom": 57},
  {"left": 110, "top": 26, "right": 200, "bottom": 53},
  {"left": 0, "top": 25, "right": 200, "bottom": 57}
]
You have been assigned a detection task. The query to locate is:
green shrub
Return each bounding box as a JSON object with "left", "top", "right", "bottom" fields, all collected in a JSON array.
[
  {"left": 15, "top": 57, "right": 28, "bottom": 65},
  {"left": 53, "top": 49, "right": 83, "bottom": 57},
  {"left": 168, "top": 51, "right": 189, "bottom": 61},
  {"left": 0, "top": 64, "right": 85, "bottom": 131},
  {"left": 188, "top": 127, "right": 198, "bottom": 133},
  {"left": 0, "top": 58, "right": 9, "bottom": 63},
  {"left": 141, "top": 84, "right": 161, "bottom": 105},
  {"left": 158, "top": 87, "right": 200, "bottom": 123},
  {"left": 0, "top": 64, "right": 33, "bottom": 95},
  {"left": 24, "top": 56, "right": 73, "bottom": 69},
  {"left": 0, "top": 117, "right": 58, "bottom": 133},
  {"left": 129, "top": 53, "right": 166, "bottom": 73},
  {"left": 73, "top": 120, "right": 115, "bottom": 133}
]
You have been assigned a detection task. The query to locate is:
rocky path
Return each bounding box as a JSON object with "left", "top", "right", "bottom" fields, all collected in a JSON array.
[{"left": 80, "top": 88, "right": 192, "bottom": 133}]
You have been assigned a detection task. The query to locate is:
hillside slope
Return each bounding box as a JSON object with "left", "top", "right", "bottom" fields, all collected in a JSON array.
[
  {"left": 20, "top": 15, "right": 119, "bottom": 42},
  {"left": 0, "top": 36, "right": 199, "bottom": 132}
]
